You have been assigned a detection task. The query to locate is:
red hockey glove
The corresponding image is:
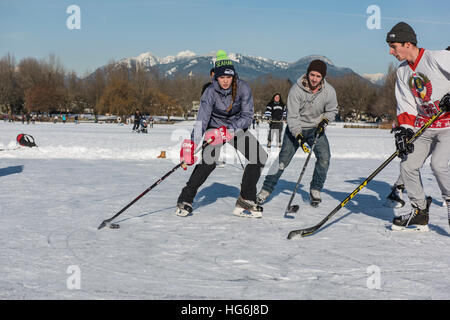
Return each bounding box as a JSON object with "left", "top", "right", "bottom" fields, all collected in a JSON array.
[
  {"left": 204, "top": 126, "right": 233, "bottom": 146},
  {"left": 180, "top": 139, "right": 197, "bottom": 169}
]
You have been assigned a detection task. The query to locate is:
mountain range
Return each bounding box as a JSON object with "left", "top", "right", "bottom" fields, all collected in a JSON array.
[{"left": 91, "top": 50, "right": 384, "bottom": 84}]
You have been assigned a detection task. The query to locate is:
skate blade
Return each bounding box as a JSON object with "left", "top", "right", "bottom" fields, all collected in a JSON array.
[
  {"left": 233, "top": 207, "right": 262, "bottom": 218},
  {"left": 310, "top": 202, "right": 320, "bottom": 208},
  {"left": 174, "top": 208, "right": 191, "bottom": 217},
  {"left": 391, "top": 224, "right": 429, "bottom": 232},
  {"left": 383, "top": 199, "right": 405, "bottom": 208}
]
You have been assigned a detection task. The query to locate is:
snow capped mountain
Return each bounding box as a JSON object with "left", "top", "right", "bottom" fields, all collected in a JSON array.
[
  {"left": 291, "top": 54, "right": 335, "bottom": 67},
  {"left": 362, "top": 73, "right": 386, "bottom": 85},
  {"left": 92, "top": 50, "right": 364, "bottom": 82}
]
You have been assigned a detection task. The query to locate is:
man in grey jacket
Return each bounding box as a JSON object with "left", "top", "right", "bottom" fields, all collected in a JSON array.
[{"left": 257, "top": 59, "right": 338, "bottom": 207}]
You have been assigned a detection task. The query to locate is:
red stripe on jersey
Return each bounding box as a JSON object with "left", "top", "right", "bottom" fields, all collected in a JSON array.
[
  {"left": 408, "top": 48, "right": 425, "bottom": 71},
  {"left": 397, "top": 112, "right": 416, "bottom": 127}
]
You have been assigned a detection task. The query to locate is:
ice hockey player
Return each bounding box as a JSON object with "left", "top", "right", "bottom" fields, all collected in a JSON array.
[
  {"left": 256, "top": 59, "right": 338, "bottom": 207},
  {"left": 385, "top": 45, "right": 450, "bottom": 210},
  {"left": 386, "top": 22, "right": 450, "bottom": 231},
  {"left": 175, "top": 50, "right": 267, "bottom": 218},
  {"left": 264, "top": 93, "right": 286, "bottom": 148}
]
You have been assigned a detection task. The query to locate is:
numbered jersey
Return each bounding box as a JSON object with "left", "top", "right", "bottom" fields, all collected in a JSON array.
[{"left": 395, "top": 49, "right": 450, "bottom": 130}]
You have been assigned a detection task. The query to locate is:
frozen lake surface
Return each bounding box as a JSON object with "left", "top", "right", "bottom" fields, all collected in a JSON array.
[{"left": 1, "top": 121, "right": 449, "bottom": 299}]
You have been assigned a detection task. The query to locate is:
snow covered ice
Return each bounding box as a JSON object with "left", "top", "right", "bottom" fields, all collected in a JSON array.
[{"left": 1, "top": 121, "right": 449, "bottom": 299}]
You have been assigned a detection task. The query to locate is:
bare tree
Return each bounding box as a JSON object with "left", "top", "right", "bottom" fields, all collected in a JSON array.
[{"left": 0, "top": 53, "right": 22, "bottom": 114}]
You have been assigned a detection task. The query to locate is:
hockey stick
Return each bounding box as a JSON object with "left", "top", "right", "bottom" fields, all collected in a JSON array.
[
  {"left": 287, "top": 109, "right": 445, "bottom": 239},
  {"left": 98, "top": 138, "right": 214, "bottom": 230},
  {"left": 234, "top": 148, "right": 245, "bottom": 170},
  {"left": 284, "top": 131, "right": 320, "bottom": 218},
  {"left": 0, "top": 147, "right": 20, "bottom": 152}
]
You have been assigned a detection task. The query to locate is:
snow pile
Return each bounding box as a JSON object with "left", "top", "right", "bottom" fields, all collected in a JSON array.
[{"left": 0, "top": 122, "right": 396, "bottom": 161}]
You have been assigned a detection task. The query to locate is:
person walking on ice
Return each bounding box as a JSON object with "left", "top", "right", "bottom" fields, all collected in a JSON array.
[
  {"left": 386, "top": 22, "right": 450, "bottom": 231},
  {"left": 264, "top": 93, "right": 286, "bottom": 148},
  {"left": 175, "top": 50, "right": 267, "bottom": 218}
]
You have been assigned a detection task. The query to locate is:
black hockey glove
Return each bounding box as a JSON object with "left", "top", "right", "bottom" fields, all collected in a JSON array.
[
  {"left": 393, "top": 126, "right": 414, "bottom": 160},
  {"left": 296, "top": 133, "right": 310, "bottom": 153},
  {"left": 317, "top": 118, "right": 329, "bottom": 136},
  {"left": 440, "top": 93, "right": 450, "bottom": 112}
]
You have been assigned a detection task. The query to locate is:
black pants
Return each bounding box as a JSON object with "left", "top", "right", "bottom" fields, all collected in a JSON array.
[
  {"left": 177, "top": 130, "right": 267, "bottom": 204},
  {"left": 268, "top": 122, "right": 283, "bottom": 144},
  {"left": 132, "top": 121, "right": 140, "bottom": 130}
]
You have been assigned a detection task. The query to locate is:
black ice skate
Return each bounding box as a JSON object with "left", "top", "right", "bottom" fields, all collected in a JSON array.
[{"left": 391, "top": 196, "right": 432, "bottom": 232}]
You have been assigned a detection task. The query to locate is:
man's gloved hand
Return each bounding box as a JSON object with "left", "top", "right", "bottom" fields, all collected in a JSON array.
[
  {"left": 439, "top": 93, "right": 450, "bottom": 112},
  {"left": 317, "top": 118, "right": 329, "bottom": 135},
  {"left": 393, "top": 126, "right": 414, "bottom": 160},
  {"left": 204, "top": 126, "right": 233, "bottom": 146},
  {"left": 296, "top": 133, "right": 310, "bottom": 153},
  {"left": 180, "top": 139, "right": 198, "bottom": 169}
]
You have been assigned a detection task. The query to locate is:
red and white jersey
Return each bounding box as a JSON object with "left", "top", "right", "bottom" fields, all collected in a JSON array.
[{"left": 395, "top": 48, "right": 450, "bottom": 130}]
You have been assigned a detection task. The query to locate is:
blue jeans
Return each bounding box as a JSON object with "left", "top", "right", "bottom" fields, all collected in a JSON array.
[{"left": 261, "top": 126, "right": 331, "bottom": 193}]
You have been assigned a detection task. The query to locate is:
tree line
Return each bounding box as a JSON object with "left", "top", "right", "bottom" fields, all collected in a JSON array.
[{"left": 0, "top": 53, "right": 398, "bottom": 122}]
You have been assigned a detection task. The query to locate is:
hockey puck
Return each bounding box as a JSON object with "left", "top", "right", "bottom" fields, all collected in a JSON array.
[{"left": 109, "top": 223, "right": 120, "bottom": 229}]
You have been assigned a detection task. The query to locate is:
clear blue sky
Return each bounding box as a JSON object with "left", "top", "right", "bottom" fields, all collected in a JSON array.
[{"left": 1, "top": 0, "right": 449, "bottom": 76}]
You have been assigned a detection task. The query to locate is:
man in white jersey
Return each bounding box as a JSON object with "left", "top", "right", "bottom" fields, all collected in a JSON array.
[{"left": 386, "top": 22, "right": 450, "bottom": 231}]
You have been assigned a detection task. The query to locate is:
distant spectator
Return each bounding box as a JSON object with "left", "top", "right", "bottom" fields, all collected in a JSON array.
[
  {"left": 149, "top": 116, "right": 154, "bottom": 128},
  {"left": 132, "top": 109, "right": 141, "bottom": 131}
]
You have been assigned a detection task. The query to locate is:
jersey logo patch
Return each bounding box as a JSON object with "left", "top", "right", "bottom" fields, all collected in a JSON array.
[{"left": 408, "top": 72, "right": 432, "bottom": 102}]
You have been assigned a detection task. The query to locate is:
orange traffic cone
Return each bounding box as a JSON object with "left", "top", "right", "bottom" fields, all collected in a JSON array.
[{"left": 157, "top": 150, "right": 166, "bottom": 159}]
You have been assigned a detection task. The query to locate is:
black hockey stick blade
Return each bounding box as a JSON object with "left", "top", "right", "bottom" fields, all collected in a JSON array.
[
  {"left": 284, "top": 205, "right": 299, "bottom": 219},
  {"left": 98, "top": 220, "right": 120, "bottom": 230},
  {"left": 97, "top": 219, "right": 112, "bottom": 230},
  {"left": 287, "top": 226, "right": 319, "bottom": 239}
]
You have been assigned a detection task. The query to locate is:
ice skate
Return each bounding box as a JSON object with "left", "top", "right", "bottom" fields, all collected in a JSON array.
[
  {"left": 384, "top": 184, "right": 405, "bottom": 208},
  {"left": 310, "top": 189, "right": 321, "bottom": 208},
  {"left": 256, "top": 189, "right": 270, "bottom": 205},
  {"left": 233, "top": 196, "right": 263, "bottom": 218},
  {"left": 174, "top": 202, "right": 193, "bottom": 217},
  {"left": 391, "top": 197, "right": 432, "bottom": 232}
]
